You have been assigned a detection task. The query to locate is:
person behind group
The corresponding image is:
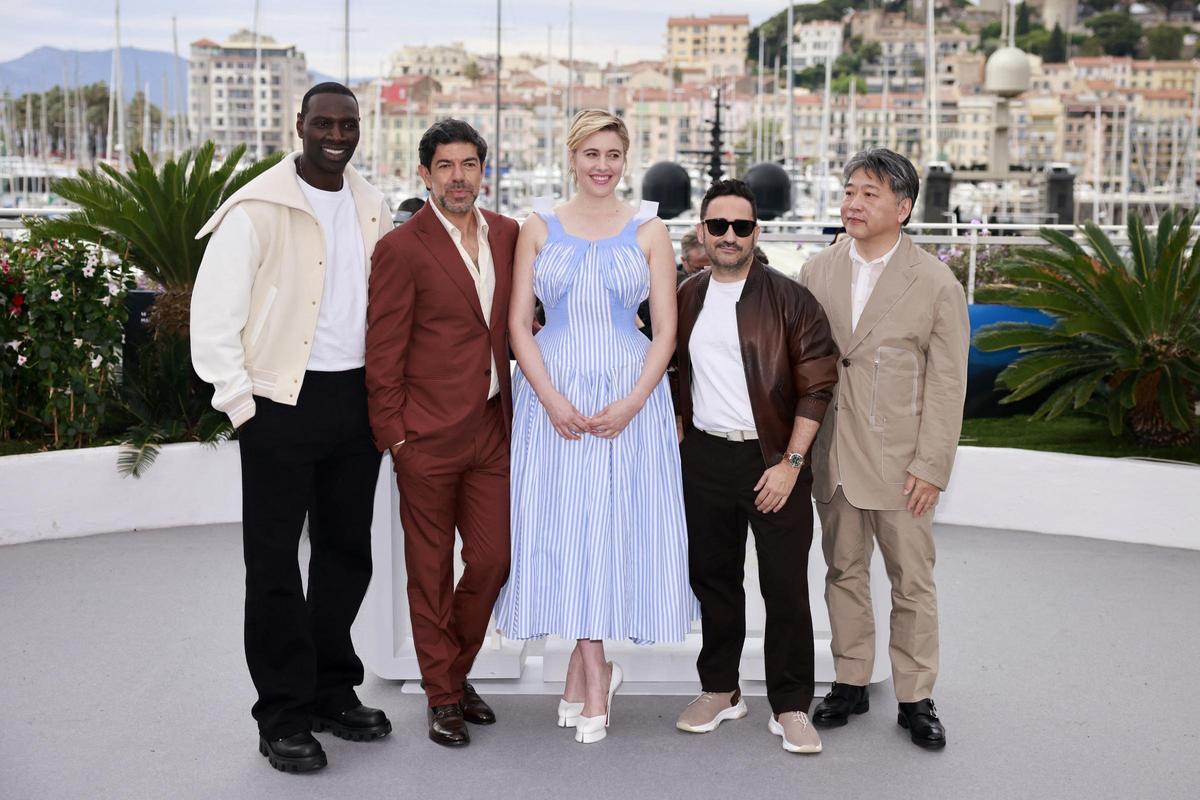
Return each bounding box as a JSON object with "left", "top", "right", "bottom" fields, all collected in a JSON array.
[
  {"left": 673, "top": 179, "right": 838, "bottom": 755},
  {"left": 190, "top": 82, "right": 394, "bottom": 773},
  {"left": 393, "top": 196, "right": 425, "bottom": 225},
  {"left": 678, "top": 229, "right": 711, "bottom": 280},
  {"left": 799, "top": 148, "right": 969, "bottom": 750},
  {"left": 494, "top": 109, "right": 693, "bottom": 745},
  {"left": 366, "top": 119, "right": 520, "bottom": 747}
]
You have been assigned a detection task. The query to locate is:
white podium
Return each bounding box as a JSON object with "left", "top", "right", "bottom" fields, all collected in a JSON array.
[{"left": 352, "top": 457, "right": 893, "bottom": 691}]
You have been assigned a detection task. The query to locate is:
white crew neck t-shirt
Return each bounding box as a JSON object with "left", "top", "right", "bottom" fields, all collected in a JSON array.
[
  {"left": 689, "top": 278, "right": 756, "bottom": 433},
  {"left": 296, "top": 177, "right": 367, "bottom": 371}
]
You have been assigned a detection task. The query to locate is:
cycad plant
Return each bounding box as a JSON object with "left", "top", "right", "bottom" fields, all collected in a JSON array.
[
  {"left": 975, "top": 209, "right": 1200, "bottom": 447},
  {"left": 30, "top": 142, "right": 282, "bottom": 335},
  {"left": 27, "top": 143, "right": 284, "bottom": 474}
]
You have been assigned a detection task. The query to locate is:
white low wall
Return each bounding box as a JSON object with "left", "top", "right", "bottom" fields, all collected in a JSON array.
[
  {"left": 939, "top": 447, "right": 1198, "bottom": 551},
  {"left": 1, "top": 443, "right": 1196, "bottom": 549}
]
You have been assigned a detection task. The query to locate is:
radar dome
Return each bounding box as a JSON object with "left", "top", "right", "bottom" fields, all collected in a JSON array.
[
  {"left": 985, "top": 47, "right": 1032, "bottom": 97},
  {"left": 744, "top": 163, "right": 792, "bottom": 221}
]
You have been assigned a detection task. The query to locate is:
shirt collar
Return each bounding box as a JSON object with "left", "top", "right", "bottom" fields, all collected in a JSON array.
[
  {"left": 849, "top": 232, "right": 903, "bottom": 269},
  {"left": 428, "top": 198, "right": 488, "bottom": 242}
]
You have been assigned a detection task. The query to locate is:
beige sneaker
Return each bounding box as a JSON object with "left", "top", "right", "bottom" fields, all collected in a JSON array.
[
  {"left": 768, "top": 711, "right": 823, "bottom": 753},
  {"left": 675, "top": 689, "right": 748, "bottom": 733}
]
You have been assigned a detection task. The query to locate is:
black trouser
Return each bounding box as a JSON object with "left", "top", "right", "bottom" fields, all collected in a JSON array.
[
  {"left": 237, "top": 368, "right": 382, "bottom": 739},
  {"left": 681, "top": 428, "right": 816, "bottom": 715}
]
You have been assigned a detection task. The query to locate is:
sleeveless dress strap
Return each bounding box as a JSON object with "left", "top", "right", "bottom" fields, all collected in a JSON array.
[
  {"left": 632, "top": 200, "right": 660, "bottom": 227},
  {"left": 531, "top": 196, "right": 564, "bottom": 239}
]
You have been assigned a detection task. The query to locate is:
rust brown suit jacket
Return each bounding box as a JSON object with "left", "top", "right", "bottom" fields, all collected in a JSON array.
[{"left": 365, "top": 203, "right": 520, "bottom": 456}]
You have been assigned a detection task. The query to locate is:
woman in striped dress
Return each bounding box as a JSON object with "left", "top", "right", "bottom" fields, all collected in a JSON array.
[{"left": 494, "top": 110, "right": 693, "bottom": 743}]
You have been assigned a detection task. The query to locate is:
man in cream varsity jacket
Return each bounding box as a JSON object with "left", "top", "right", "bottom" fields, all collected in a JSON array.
[{"left": 191, "top": 83, "right": 393, "bottom": 774}]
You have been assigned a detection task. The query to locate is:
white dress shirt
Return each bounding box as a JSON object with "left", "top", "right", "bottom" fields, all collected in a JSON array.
[
  {"left": 428, "top": 199, "right": 499, "bottom": 399},
  {"left": 849, "top": 233, "right": 903, "bottom": 331}
]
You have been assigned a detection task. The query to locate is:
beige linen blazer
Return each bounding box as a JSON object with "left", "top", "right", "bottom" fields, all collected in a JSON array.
[{"left": 799, "top": 235, "right": 969, "bottom": 511}]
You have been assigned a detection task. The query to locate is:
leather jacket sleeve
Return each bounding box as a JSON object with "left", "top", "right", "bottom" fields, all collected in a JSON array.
[{"left": 789, "top": 288, "right": 839, "bottom": 422}]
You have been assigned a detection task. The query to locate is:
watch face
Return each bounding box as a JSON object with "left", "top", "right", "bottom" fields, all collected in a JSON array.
[{"left": 788, "top": 453, "right": 804, "bottom": 468}]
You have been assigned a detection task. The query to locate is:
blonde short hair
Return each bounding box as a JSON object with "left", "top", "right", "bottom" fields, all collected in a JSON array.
[{"left": 565, "top": 109, "right": 630, "bottom": 182}]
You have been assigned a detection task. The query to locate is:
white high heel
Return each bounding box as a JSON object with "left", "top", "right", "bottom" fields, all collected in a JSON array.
[
  {"left": 574, "top": 661, "right": 623, "bottom": 744},
  {"left": 557, "top": 699, "right": 584, "bottom": 728}
]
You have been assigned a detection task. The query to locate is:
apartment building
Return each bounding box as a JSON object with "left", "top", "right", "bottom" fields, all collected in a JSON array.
[
  {"left": 187, "top": 30, "right": 309, "bottom": 155},
  {"left": 665, "top": 14, "right": 750, "bottom": 78}
]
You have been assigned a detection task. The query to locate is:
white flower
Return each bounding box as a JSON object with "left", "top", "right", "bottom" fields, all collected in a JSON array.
[
  {"left": 85, "top": 252, "right": 99, "bottom": 268},
  {"left": 91, "top": 354, "right": 103, "bottom": 368},
  {"left": 16, "top": 354, "right": 26, "bottom": 366},
  {"left": 50, "top": 289, "right": 63, "bottom": 302},
  {"left": 82, "top": 266, "right": 95, "bottom": 278},
  {"left": 74, "top": 338, "right": 84, "bottom": 349},
  {"left": 100, "top": 295, "right": 111, "bottom": 306},
  {"left": 109, "top": 282, "right": 120, "bottom": 295}
]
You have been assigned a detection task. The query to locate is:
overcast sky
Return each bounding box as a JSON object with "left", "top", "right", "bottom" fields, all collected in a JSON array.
[{"left": 7, "top": 0, "right": 803, "bottom": 77}]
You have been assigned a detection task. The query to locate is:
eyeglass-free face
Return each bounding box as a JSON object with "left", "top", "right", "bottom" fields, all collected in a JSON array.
[{"left": 702, "top": 218, "right": 757, "bottom": 238}]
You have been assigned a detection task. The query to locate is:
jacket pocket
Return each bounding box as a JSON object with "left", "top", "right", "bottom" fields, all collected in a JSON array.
[
  {"left": 247, "top": 285, "right": 278, "bottom": 349},
  {"left": 875, "top": 345, "right": 920, "bottom": 421}
]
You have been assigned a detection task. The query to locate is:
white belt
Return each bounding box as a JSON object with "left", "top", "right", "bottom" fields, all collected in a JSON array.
[{"left": 698, "top": 428, "right": 758, "bottom": 442}]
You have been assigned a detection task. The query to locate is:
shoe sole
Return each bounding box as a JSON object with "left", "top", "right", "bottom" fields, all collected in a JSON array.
[
  {"left": 258, "top": 738, "right": 328, "bottom": 773},
  {"left": 767, "top": 716, "right": 822, "bottom": 754},
  {"left": 311, "top": 717, "right": 392, "bottom": 742},
  {"left": 675, "top": 699, "right": 749, "bottom": 733},
  {"left": 812, "top": 699, "right": 869, "bottom": 729},
  {"left": 896, "top": 713, "right": 946, "bottom": 749}
]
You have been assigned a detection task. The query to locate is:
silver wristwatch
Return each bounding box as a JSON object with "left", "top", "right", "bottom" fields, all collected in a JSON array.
[{"left": 784, "top": 452, "right": 805, "bottom": 469}]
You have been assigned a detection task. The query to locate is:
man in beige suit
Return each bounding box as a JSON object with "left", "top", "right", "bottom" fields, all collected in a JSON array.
[{"left": 799, "top": 149, "right": 969, "bottom": 750}]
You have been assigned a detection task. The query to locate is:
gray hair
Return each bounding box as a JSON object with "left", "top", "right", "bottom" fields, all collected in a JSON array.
[
  {"left": 842, "top": 148, "right": 920, "bottom": 226},
  {"left": 680, "top": 229, "right": 702, "bottom": 255}
]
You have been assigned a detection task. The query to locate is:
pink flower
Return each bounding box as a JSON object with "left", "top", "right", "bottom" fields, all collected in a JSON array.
[
  {"left": 50, "top": 289, "right": 63, "bottom": 302},
  {"left": 16, "top": 355, "right": 26, "bottom": 366},
  {"left": 82, "top": 266, "right": 96, "bottom": 278}
]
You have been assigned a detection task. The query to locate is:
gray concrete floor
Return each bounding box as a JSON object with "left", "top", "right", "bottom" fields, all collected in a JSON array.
[{"left": 1, "top": 523, "right": 1198, "bottom": 800}]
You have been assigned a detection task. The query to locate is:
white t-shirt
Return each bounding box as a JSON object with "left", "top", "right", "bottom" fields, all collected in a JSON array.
[
  {"left": 689, "top": 278, "right": 756, "bottom": 433},
  {"left": 297, "top": 177, "right": 367, "bottom": 371}
]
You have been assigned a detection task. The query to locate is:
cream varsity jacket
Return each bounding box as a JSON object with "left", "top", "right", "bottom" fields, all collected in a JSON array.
[{"left": 190, "top": 152, "right": 392, "bottom": 427}]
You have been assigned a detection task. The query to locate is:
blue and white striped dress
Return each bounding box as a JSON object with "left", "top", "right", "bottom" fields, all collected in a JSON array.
[{"left": 493, "top": 199, "right": 694, "bottom": 645}]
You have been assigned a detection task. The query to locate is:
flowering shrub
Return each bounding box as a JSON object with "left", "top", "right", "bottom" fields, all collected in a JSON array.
[{"left": 0, "top": 237, "right": 136, "bottom": 448}]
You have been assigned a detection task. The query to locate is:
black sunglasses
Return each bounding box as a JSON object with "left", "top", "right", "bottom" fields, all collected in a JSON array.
[{"left": 703, "top": 218, "right": 757, "bottom": 237}]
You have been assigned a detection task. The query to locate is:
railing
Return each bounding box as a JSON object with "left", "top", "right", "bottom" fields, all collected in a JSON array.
[{"left": 5, "top": 208, "right": 1199, "bottom": 304}]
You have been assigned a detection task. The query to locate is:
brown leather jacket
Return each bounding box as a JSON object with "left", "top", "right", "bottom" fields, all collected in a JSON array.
[{"left": 675, "top": 259, "right": 839, "bottom": 468}]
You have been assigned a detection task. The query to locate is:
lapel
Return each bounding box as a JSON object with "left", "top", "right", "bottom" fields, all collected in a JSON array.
[
  {"left": 485, "top": 210, "right": 510, "bottom": 332},
  {"left": 824, "top": 244, "right": 854, "bottom": 353},
  {"left": 845, "top": 234, "right": 918, "bottom": 355},
  {"left": 413, "top": 204, "right": 487, "bottom": 327}
]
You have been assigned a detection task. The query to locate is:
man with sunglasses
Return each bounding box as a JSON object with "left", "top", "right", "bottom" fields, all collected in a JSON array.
[{"left": 673, "top": 179, "right": 838, "bottom": 754}]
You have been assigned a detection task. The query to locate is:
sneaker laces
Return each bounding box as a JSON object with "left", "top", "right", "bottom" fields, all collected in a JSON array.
[
  {"left": 786, "top": 711, "right": 811, "bottom": 729},
  {"left": 686, "top": 692, "right": 719, "bottom": 708}
]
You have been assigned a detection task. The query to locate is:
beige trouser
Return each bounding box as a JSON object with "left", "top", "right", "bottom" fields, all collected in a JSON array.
[{"left": 816, "top": 487, "right": 939, "bottom": 702}]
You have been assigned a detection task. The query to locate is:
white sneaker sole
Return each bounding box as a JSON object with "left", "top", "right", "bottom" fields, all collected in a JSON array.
[
  {"left": 768, "top": 715, "right": 823, "bottom": 753},
  {"left": 676, "top": 699, "right": 749, "bottom": 733}
]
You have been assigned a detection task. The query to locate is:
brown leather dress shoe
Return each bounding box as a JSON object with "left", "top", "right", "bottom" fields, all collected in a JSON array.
[
  {"left": 428, "top": 704, "right": 470, "bottom": 746},
  {"left": 461, "top": 682, "right": 496, "bottom": 725}
]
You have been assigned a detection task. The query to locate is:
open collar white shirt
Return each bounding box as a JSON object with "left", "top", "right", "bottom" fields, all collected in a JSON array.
[
  {"left": 848, "top": 232, "right": 903, "bottom": 332},
  {"left": 428, "top": 200, "right": 499, "bottom": 399}
]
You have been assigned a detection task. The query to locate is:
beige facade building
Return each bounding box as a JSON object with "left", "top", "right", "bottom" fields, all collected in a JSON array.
[
  {"left": 666, "top": 14, "right": 750, "bottom": 78},
  {"left": 187, "top": 30, "right": 309, "bottom": 156}
]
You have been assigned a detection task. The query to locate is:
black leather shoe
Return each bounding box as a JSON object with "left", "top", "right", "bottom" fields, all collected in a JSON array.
[
  {"left": 897, "top": 699, "right": 947, "bottom": 749},
  {"left": 428, "top": 704, "right": 470, "bottom": 746},
  {"left": 311, "top": 704, "right": 392, "bottom": 742},
  {"left": 812, "top": 683, "right": 870, "bottom": 728},
  {"left": 258, "top": 732, "right": 327, "bottom": 773},
  {"left": 461, "top": 682, "right": 496, "bottom": 725}
]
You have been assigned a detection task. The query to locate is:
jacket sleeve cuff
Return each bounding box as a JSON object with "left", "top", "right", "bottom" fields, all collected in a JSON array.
[
  {"left": 794, "top": 392, "right": 830, "bottom": 422},
  {"left": 226, "top": 393, "right": 256, "bottom": 429},
  {"left": 906, "top": 458, "right": 948, "bottom": 491},
  {"left": 371, "top": 421, "right": 407, "bottom": 454}
]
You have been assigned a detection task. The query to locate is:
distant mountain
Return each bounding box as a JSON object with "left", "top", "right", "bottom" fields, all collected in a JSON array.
[
  {"left": 0, "top": 46, "right": 187, "bottom": 106},
  {"left": 1, "top": 46, "right": 364, "bottom": 106}
]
